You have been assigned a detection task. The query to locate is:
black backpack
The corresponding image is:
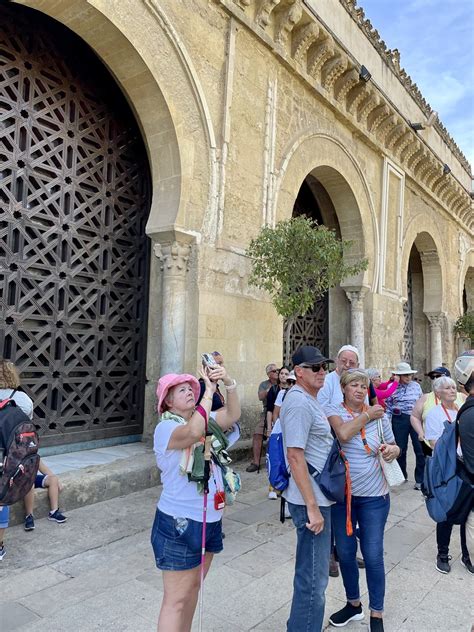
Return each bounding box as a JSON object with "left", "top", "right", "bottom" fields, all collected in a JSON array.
[{"left": 0, "top": 390, "right": 40, "bottom": 505}]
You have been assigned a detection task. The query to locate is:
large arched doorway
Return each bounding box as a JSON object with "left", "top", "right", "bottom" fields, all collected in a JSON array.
[
  {"left": 403, "top": 232, "right": 443, "bottom": 378},
  {"left": 0, "top": 5, "right": 151, "bottom": 446},
  {"left": 284, "top": 173, "right": 350, "bottom": 360}
]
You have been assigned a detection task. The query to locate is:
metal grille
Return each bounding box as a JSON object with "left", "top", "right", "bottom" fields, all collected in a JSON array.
[
  {"left": 403, "top": 268, "right": 414, "bottom": 365},
  {"left": 0, "top": 6, "right": 151, "bottom": 446},
  {"left": 283, "top": 293, "right": 329, "bottom": 362}
]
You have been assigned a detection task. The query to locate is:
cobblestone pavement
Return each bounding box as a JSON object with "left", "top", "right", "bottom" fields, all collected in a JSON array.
[{"left": 0, "top": 460, "right": 472, "bottom": 631}]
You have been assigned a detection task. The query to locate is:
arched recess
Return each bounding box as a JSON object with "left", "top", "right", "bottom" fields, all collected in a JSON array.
[
  {"left": 274, "top": 132, "right": 378, "bottom": 291},
  {"left": 401, "top": 226, "right": 444, "bottom": 373},
  {"left": 459, "top": 250, "right": 474, "bottom": 314},
  {"left": 19, "top": 0, "right": 216, "bottom": 235},
  {"left": 275, "top": 132, "right": 377, "bottom": 362}
]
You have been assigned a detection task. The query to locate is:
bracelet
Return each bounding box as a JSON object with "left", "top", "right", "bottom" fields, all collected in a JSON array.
[
  {"left": 195, "top": 404, "right": 208, "bottom": 423},
  {"left": 363, "top": 412, "right": 370, "bottom": 423},
  {"left": 225, "top": 379, "right": 237, "bottom": 391}
]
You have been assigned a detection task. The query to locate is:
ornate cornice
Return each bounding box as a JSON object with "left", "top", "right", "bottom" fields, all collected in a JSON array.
[
  {"left": 338, "top": 0, "right": 471, "bottom": 176},
  {"left": 216, "top": 0, "right": 472, "bottom": 232}
]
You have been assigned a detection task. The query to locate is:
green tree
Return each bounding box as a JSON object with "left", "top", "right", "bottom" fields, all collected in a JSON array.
[
  {"left": 453, "top": 312, "right": 474, "bottom": 343},
  {"left": 246, "top": 216, "right": 368, "bottom": 363}
]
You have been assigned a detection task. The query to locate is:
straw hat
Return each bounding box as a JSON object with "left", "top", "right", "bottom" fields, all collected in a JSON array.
[{"left": 392, "top": 361, "right": 417, "bottom": 375}]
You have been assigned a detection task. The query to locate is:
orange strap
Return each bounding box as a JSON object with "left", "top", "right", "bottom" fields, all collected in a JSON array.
[
  {"left": 339, "top": 448, "right": 353, "bottom": 536},
  {"left": 342, "top": 403, "right": 372, "bottom": 455}
]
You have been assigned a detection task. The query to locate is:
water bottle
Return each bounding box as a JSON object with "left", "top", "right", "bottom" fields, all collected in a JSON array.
[{"left": 174, "top": 517, "right": 188, "bottom": 535}]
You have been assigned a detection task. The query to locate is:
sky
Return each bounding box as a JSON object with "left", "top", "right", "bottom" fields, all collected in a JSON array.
[{"left": 358, "top": 0, "right": 474, "bottom": 173}]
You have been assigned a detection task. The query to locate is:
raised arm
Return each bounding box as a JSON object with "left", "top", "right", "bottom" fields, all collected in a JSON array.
[
  {"left": 214, "top": 366, "right": 241, "bottom": 431},
  {"left": 328, "top": 405, "right": 384, "bottom": 443}
]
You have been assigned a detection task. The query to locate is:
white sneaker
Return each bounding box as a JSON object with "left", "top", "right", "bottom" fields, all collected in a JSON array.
[{"left": 268, "top": 491, "right": 278, "bottom": 500}]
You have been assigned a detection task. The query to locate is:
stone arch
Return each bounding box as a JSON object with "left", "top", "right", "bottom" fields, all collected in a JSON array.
[
  {"left": 401, "top": 220, "right": 445, "bottom": 372},
  {"left": 274, "top": 131, "right": 379, "bottom": 291},
  {"left": 400, "top": 219, "right": 445, "bottom": 314},
  {"left": 459, "top": 250, "right": 474, "bottom": 315},
  {"left": 20, "top": 0, "right": 216, "bottom": 237}
]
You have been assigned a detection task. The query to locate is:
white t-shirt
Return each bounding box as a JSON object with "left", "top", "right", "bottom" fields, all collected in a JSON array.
[
  {"left": 0, "top": 389, "right": 33, "bottom": 419},
  {"left": 274, "top": 389, "right": 287, "bottom": 409},
  {"left": 153, "top": 412, "right": 224, "bottom": 523},
  {"left": 425, "top": 404, "right": 458, "bottom": 442},
  {"left": 317, "top": 370, "right": 342, "bottom": 414}
]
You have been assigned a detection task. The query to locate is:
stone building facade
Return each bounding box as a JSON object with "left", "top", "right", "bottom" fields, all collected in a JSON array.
[{"left": 1, "top": 0, "right": 473, "bottom": 445}]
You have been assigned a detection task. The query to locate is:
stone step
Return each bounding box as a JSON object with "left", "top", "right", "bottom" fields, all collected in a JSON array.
[{"left": 7, "top": 439, "right": 253, "bottom": 527}]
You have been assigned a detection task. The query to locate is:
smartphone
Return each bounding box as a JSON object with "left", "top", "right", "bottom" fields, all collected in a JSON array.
[{"left": 201, "top": 352, "right": 218, "bottom": 369}]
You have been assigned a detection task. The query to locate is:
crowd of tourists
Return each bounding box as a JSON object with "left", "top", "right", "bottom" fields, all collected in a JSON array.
[
  {"left": 1, "top": 348, "right": 473, "bottom": 632},
  {"left": 147, "top": 347, "right": 473, "bottom": 632}
]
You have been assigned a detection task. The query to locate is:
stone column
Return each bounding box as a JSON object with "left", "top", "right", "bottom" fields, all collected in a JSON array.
[
  {"left": 345, "top": 288, "right": 368, "bottom": 367},
  {"left": 426, "top": 312, "right": 443, "bottom": 370},
  {"left": 153, "top": 240, "right": 191, "bottom": 374}
]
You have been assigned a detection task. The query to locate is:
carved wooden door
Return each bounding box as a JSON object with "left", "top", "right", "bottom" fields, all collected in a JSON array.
[
  {"left": 403, "top": 268, "right": 414, "bottom": 365},
  {"left": 284, "top": 293, "right": 329, "bottom": 362},
  {"left": 0, "top": 5, "right": 151, "bottom": 446}
]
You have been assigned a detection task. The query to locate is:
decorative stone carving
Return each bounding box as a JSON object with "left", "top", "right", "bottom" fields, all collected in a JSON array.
[
  {"left": 334, "top": 67, "right": 359, "bottom": 103},
  {"left": 256, "top": 0, "right": 280, "bottom": 27},
  {"left": 385, "top": 122, "right": 406, "bottom": 151},
  {"left": 307, "top": 35, "right": 335, "bottom": 79},
  {"left": 153, "top": 241, "right": 191, "bottom": 276},
  {"left": 292, "top": 22, "right": 320, "bottom": 63},
  {"left": 367, "top": 103, "right": 390, "bottom": 133},
  {"left": 345, "top": 81, "right": 369, "bottom": 114},
  {"left": 275, "top": 0, "right": 303, "bottom": 46},
  {"left": 357, "top": 92, "right": 379, "bottom": 125},
  {"left": 338, "top": 0, "right": 470, "bottom": 174},
  {"left": 376, "top": 113, "right": 397, "bottom": 142},
  {"left": 393, "top": 131, "right": 414, "bottom": 158},
  {"left": 345, "top": 287, "right": 368, "bottom": 367},
  {"left": 321, "top": 54, "right": 347, "bottom": 92}
]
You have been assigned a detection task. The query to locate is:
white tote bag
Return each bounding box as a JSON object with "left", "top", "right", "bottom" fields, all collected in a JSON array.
[{"left": 377, "top": 419, "right": 405, "bottom": 487}]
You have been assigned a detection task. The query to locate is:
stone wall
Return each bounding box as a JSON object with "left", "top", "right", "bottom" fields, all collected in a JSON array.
[{"left": 17, "top": 0, "right": 473, "bottom": 439}]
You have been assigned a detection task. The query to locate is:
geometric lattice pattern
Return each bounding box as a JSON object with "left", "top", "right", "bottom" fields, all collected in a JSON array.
[
  {"left": 284, "top": 292, "right": 329, "bottom": 362},
  {"left": 0, "top": 6, "right": 151, "bottom": 446},
  {"left": 403, "top": 268, "right": 414, "bottom": 366}
]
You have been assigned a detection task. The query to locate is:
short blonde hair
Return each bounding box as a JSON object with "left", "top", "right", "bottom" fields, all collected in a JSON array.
[
  {"left": 340, "top": 369, "right": 370, "bottom": 389},
  {"left": 0, "top": 360, "right": 21, "bottom": 389}
]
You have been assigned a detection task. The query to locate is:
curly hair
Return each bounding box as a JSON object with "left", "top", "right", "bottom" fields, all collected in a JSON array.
[{"left": 0, "top": 360, "right": 21, "bottom": 389}]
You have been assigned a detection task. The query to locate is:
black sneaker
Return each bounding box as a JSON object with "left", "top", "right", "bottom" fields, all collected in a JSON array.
[
  {"left": 48, "top": 509, "right": 67, "bottom": 523},
  {"left": 435, "top": 554, "right": 452, "bottom": 574},
  {"left": 356, "top": 556, "right": 365, "bottom": 569},
  {"left": 0, "top": 544, "right": 5, "bottom": 561},
  {"left": 329, "top": 602, "right": 364, "bottom": 627},
  {"left": 245, "top": 463, "right": 258, "bottom": 473},
  {"left": 461, "top": 556, "right": 474, "bottom": 574},
  {"left": 24, "top": 514, "right": 35, "bottom": 531},
  {"left": 370, "top": 617, "right": 384, "bottom": 632}
]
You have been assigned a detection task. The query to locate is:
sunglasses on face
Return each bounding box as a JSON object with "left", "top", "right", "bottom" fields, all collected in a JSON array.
[{"left": 300, "top": 362, "right": 328, "bottom": 372}]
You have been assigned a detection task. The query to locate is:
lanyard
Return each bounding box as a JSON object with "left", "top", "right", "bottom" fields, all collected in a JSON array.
[
  {"left": 342, "top": 403, "right": 372, "bottom": 455},
  {"left": 441, "top": 403, "right": 458, "bottom": 423}
]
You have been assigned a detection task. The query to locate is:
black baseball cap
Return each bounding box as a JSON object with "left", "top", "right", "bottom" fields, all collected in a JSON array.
[
  {"left": 425, "top": 366, "right": 451, "bottom": 378},
  {"left": 292, "top": 345, "right": 333, "bottom": 366}
]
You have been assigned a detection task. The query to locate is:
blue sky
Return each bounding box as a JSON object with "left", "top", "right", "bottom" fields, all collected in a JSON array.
[{"left": 359, "top": 0, "right": 474, "bottom": 173}]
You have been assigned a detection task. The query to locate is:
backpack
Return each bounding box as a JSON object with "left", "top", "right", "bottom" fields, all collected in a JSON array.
[
  {"left": 266, "top": 419, "right": 290, "bottom": 492},
  {"left": 0, "top": 391, "right": 40, "bottom": 506},
  {"left": 422, "top": 399, "right": 474, "bottom": 524}
]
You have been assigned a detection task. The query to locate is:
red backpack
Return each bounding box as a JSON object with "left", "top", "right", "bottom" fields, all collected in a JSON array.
[{"left": 0, "top": 390, "right": 40, "bottom": 505}]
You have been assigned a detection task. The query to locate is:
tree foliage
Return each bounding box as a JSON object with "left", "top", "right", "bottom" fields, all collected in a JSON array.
[
  {"left": 453, "top": 311, "right": 474, "bottom": 341},
  {"left": 246, "top": 216, "right": 368, "bottom": 320}
]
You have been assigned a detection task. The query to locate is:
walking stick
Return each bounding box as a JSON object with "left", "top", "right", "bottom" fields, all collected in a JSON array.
[{"left": 198, "top": 426, "right": 212, "bottom": 632}]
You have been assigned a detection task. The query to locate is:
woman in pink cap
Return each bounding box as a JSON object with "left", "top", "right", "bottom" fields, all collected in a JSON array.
[{"left": 152, "top": 364, "right": 240, "bottom": 631}]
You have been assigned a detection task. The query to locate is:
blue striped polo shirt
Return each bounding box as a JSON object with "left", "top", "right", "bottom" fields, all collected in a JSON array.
[{"left": 326, "top": 403, "right": 396, "bottom": 496}]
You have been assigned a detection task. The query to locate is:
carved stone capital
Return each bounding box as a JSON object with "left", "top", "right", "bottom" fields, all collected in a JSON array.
[
  {"left": 344, "top": 287, "right": 368, "bottom": 310},
  {"left": 275, "top": 1, "right": 303, "bottom": 46},
  {"left": 153, "top": 240, "right": 191, "bottom": 276},
  {"left": 256, "top": 0, "right": 280, "bottom": 28},
  {"left": 425, "top": 312, "right": 443, "bottom": 329}
]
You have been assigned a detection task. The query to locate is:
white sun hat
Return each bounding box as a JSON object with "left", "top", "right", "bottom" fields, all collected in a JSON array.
[{"left": 392, "top": 361, "right": 417, "bottom": 375}]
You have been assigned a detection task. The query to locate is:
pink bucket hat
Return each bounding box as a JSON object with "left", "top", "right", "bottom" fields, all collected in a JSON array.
[{"left": 156, "top": 373, "right": 201, "bottom": 413}]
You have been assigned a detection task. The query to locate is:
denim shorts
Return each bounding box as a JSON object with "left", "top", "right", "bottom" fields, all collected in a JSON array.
[
  {"left": 0, "top": 505, "right": 9, "bottom": 529},
  {"left": 35, "top": 474, "right": 47, "bottom": 488},
  {"left": 151, "top": 508, "right": 223, "bottom": 571}
]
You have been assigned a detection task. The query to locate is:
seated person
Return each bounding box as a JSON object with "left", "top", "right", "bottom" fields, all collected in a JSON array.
[{"left": 23, "top": 458, "right": 67, "bottom": 531}]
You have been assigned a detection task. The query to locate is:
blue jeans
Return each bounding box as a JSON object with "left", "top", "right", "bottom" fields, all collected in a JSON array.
[
  {"left": 332, "top": 495, "right": 390, "bottom": 612},
  {"left": 391, "top": 412, "right": 425, "bottom": 484},
  {"left": 287, "top": 502, "right": 331, "bottom": 632}
]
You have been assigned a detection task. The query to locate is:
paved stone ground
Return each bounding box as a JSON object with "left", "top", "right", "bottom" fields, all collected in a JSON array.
[{"left": 0, "top": 460, "right": 472, "bottom": 631}]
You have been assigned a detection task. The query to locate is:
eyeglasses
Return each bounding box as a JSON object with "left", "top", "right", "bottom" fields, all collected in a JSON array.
[
  {"left": 299, "top": 363, "right": 328, "bottom": 372},
  {"left": 269, "top": 369, "right": 278, "bottom": 374}
]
